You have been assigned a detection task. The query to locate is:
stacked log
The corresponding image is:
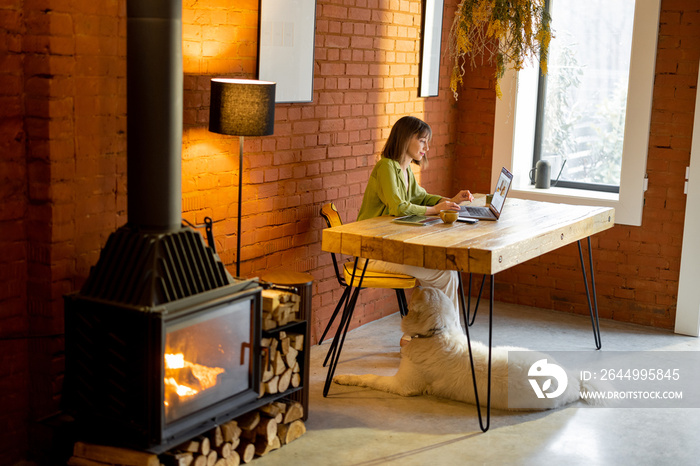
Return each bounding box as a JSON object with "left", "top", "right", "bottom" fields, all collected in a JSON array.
[
  {"left": 261, "top": 289, "right": 300, "bottom": 330},
  {"left": 233, "top": 401, "right": 306, "bottom": 461},
  {"left": 168, "top": 423, "right": 241, "bottom": 466},
  {"left": 260, "top": 332, "right": 304, "bottom": 396},
  {"left": 67, "top": 442, "right": 160, "bottom": 466},
  {"left": 67, "top": 401, "right": 305, "bottom": 465}
]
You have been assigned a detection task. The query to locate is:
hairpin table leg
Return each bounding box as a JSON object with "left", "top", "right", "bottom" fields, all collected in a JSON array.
[
  {"left": 578, "top": 237, "right": 602, "bottom": 350},
  {"left": 464, "top": 274, "right": 493, "bottom": 432}
]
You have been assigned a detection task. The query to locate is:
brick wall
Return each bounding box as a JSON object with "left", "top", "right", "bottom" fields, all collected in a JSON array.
[
  {"left": 1, "top": 0, "right": 126, "bottom": 463},
  {"left": 1, "top": 0, "right": 697, "bottom": 462},
  {"left": 1, "top": 0, "right": 30, "bottom": 462},
  {"left": 179, "top": 0, "right": 459, "bottom": 340}
]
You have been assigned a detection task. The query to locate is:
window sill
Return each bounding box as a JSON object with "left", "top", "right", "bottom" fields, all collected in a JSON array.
[
  {"left": 511, "top": 184, "right": 619, "bottom": 203},
  {"left": 510, "top": 185, "right": 620, "bottom": 201}
]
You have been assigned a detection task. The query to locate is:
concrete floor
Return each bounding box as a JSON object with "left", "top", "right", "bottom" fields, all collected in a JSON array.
[{"left": 254, "top": 302, "right": 700, "bottom": 466}]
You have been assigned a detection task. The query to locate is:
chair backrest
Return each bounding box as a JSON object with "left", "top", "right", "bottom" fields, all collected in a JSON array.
[
  {"left": 320, "top": 203, "right": 346, "bottom": 287},
  {"left": 320, "top": 202, "right": 342, "bottom": 228}
]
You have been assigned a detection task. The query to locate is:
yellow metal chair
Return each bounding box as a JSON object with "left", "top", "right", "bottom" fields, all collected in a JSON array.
[
  {"left": 320, "top": 202, "right": 416, "bottom": 395},
  {"left": 319, "top": 203, "right": 416, "bottom": 339}
]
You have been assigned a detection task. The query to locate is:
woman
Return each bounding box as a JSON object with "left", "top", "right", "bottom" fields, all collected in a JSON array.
[{"left": 357, "top": 116, "right": 474, "bottom": 339}]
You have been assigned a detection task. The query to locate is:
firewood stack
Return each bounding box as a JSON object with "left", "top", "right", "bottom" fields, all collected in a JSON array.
[
  {"left": 260, "top": 331, "right": 304, "bottom": 396},
  {"left": 67, "top": 401, "right": 305, "bottom": 466},
  {"left": 261, "top": 289, "right": 300, "bottom": 330},
  {"left": 233, "top": 400, "right": 306, "bottom": 461}
]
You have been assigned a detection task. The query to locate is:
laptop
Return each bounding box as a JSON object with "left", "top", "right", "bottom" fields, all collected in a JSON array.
[{"left": 459, "top": 167, "right": 513, "bottom": 221}]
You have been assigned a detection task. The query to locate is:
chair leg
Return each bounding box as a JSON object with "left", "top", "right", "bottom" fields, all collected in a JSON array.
[
  {"left": 323, "top": 286, "right": 355, "bottom": 367},
  {"left": 323, "top": 258, "right": 361, "bottom": 367},
  {"left": 321, "top": 287, "right": 352, "bottom": 368},
  {"left": 319, "top": 286, "right": 351, "bottom": 344},
  {"left": 323, "top": 285, "right": 362, "bottom": 396},
  {"left": 323, "top": 258, "right": 369, "bottom": 397}
]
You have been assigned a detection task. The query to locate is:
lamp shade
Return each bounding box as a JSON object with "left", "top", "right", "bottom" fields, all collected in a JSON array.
[{"left": 209, "top": 78, "right": 276, "bottom": 136}]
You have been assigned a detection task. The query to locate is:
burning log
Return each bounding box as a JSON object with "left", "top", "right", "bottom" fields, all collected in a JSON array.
[
  {"left": 163, "top": 353, "right": 227, "bottom": 422},
  {"left": 165, "top": 366, "right": 203, "bottom": 391}
]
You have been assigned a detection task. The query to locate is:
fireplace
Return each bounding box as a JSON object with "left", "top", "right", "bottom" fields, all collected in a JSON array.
[
  {"left": 62, "top": 223, "right": 268, "bottom": 452},
  {"left": 62, "top": 0, "right": 271, "bottom": 454},
  {"left": 64, "top": 275, "right": 262, "bottom": 453}
]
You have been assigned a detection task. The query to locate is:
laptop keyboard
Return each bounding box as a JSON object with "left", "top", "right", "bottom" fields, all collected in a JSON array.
[{"left": 463, "top": 206, "right": 494, "bottom": 217}]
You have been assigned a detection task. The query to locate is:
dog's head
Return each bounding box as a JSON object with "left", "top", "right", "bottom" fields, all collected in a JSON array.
[{"left": 402, "top": 287, "right": 455, "bottom": 336}]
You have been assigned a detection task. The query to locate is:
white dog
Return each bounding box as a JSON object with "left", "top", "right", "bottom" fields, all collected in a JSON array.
[{"left": 334, "top": 287, "right": 603, "bottom": 411}]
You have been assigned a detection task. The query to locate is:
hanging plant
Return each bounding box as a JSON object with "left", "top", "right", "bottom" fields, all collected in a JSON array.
[{"left": 447, "top": 0, "right": 552, "bottom": 99}]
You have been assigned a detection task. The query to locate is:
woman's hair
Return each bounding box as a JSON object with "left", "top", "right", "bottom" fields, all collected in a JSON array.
[{"left": 381, "top": 116, "right": 432, "bottom": 167}]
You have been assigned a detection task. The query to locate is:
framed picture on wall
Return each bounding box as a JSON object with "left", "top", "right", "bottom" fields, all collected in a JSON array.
[
  {"left": 419, "top": 0, "right": 445, "bottom": 97},
  {"left": 258, "top": 0, "right": 317, "bottom": 103}
]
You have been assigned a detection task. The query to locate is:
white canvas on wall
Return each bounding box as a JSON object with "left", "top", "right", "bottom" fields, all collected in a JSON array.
[{"left": 258, "top": 0, "right": 316, "bottom": 103}]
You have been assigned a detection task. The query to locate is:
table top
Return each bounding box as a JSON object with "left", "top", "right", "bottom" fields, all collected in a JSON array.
[{"left": 322, "top": 197, "right": 615, "bottom": 275}]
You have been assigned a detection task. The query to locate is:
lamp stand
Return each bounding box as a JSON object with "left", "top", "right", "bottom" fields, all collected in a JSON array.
[{"left": 237, "top": 136, "right": 244, "bottom": 277}]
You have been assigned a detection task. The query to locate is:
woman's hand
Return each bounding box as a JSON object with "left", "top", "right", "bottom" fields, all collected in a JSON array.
[
  {"left": 425, "top": 190, "right": 473, "bottom": 215},
  {"left": 451, "top": 190, "right": 474, "bottom": 204},
  {"left": 426, "top": 199, "right": 461, "bottom": 215}
]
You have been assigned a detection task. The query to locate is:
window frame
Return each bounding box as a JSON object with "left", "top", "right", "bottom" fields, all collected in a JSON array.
[{"left": 492, "top": 0, "right": 661, "bottom": 226}]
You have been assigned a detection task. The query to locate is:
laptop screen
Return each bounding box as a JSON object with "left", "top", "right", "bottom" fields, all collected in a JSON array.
[{"left": 491, "top": 168, "right": 513, "bottom": 214}]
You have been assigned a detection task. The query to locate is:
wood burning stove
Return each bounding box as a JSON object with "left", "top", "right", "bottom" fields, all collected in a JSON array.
[
  {"left": 63, "top": 226, "right": 267, "bottom": 453},
  {"left": 64, "top": 278, "right": 262, "bottom": 452}
]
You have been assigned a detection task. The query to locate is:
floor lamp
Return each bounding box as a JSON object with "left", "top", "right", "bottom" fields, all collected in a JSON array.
[{"left": 209, "top": 78, "right": 276, "bottom": 277}]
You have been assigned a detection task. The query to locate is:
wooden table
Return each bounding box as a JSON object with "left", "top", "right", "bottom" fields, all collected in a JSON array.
[{"left": 321, "top": 196, "right": 615, "bottom": 431}]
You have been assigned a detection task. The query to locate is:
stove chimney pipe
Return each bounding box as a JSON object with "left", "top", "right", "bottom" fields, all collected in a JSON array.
[{"left": 127, "top": 0, "right": 183, "bottom": 231}]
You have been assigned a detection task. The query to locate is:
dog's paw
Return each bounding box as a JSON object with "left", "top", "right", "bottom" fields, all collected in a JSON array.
[{"left": 333, "top": 374, "right": 356, "bottom": 386}]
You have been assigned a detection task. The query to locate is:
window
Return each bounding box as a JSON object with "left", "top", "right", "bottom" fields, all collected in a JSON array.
[
  {"left": 492, "top": 0, "right": 662, "bottom": 226},
  {"left": 535, "top": 0, "right": 635, "bottom": 193}
]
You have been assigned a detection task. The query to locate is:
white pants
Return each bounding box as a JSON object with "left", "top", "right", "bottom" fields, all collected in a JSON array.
[{"left": 362, "top": 259, "right": 461, "bottom": 327}]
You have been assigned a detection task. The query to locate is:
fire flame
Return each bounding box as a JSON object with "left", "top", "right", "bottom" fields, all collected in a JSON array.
[
  {"left": 165, "top": 353, "right": 185, "bottom": 369},
  {"left": 164, "top": 352, "right": 225, "bottom": 402}
]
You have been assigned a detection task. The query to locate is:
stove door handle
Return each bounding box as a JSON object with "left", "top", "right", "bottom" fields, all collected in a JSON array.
[{"left": 242, "top": 341, "right": 263, "bottom": 369}]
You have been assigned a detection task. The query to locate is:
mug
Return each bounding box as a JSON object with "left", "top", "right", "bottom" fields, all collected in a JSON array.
[
  {"left": 439, "top": 210, "right": 459, "bottom": 224},
  {"left": 529, "top": 160, "right": 551, "bottom": 189}
]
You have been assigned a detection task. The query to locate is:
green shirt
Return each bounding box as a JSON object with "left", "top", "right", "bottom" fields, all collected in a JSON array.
[{"left": 357, "top": 157, "right": 442, "bottom": 221}]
